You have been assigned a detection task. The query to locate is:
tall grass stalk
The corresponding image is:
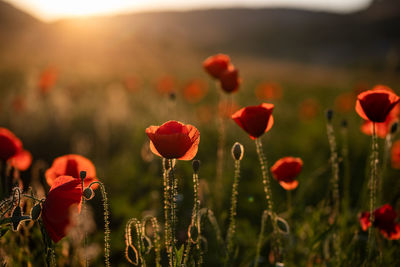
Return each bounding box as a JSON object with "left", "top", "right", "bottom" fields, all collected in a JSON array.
[
  {"left": 254, "top": 138, "right": 281, "bottom": 264},
  {"left": 168, "top": 158, "right": 178, "bottom": 266},
  {"left": 340, "top": 120, "right": 351, "bottom": 220}
]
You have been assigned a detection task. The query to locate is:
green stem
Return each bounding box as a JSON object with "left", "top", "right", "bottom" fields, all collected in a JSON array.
[
  {"left": 367, "top": 123, "right": 378, "bottom": 260},
  {"left": 325, "top": 117, "right": 341, "bottom": 263},
  {"left": 254, "top": 210, "right": 269, "bottom": 267},
  {"left": 255, "top": 138, "right": 281, "bottom": 263},
  {"left": 88, "top": 181, "right": 111, "bottom": 267},
  {"left": 341, "top": 123, "right": 351, "bottom": 220},
  {"left": 286, "top": 190, "right": 292, "bottom": 217},
  {"left": 225, "top": 159, "right": 241, "bottom": 264},
  {"left": 168, "top": 159, "right": 177, "bottom": 266},
  {"left": 215, "top": 88, "right": 226, "bottom": 212}
]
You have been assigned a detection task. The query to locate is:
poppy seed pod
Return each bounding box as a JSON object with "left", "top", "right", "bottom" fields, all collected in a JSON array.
[
  {"left": 231, "top": 142, "right": 244, "bottom": 161},
  {"left": 325, "top": 109, "right": 334, "bottom": 121},
  {"left": 83, "top": 187, "right": 94, "bottom": 200},
  {"left": 192, "top": 159, "right": 200, "bottom": 174},
  {"left": 11, "top": 206, "right": 22, "bottom": 231},
  {"left": 30, "top": 203, "right": 42, "bottom": 221},
  {"left": 80, "top": 171, "right": 86, "bottom": 180}
]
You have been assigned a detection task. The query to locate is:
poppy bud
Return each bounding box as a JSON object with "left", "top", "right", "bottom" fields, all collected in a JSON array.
[
  {"left": 231, "top": 142, "right": 244, "bottom": 161},
  {"left": 83, "top": 187, "right": 94, "bottom": 200},
  {"left": 125, "top": 244, "right": 139, "bottom": 265},
  {"left": 391, "top": 121, "right": 398, "bottom": 134},
  {"left": 80, "top": 171, "right": 86, "bottom": 180},
  {"left": 192, "top": 160, "right": 200, "bottom": 174},
  {"left": 30, "top": 203, "right": 42, "bottom": 221},
  {"left": 341, "top": 119, "right": 348, "bottom": 128},
  {"left": 325, "top": 109, "right": 334, "bottom": 121},
  {"left": 169, "top": 92, "right": 176, "bottom": 101}
]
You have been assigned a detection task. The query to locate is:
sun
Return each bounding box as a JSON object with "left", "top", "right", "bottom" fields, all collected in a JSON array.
[{"left": 10, "top": 0, "right": 149, "bottom": 21}]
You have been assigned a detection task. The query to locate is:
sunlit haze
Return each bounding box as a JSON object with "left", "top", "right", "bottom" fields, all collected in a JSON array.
[{"left": 6, "top": 0, "right": 372, "bottom": 21}]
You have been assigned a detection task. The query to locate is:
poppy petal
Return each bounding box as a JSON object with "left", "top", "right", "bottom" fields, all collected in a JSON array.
[{"left": 9, "top": 150, "right": 32, "bottom": 171}]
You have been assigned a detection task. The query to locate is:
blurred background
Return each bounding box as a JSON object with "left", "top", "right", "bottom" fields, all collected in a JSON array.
[{"left": 0, "top": 0, "right": 400, "bottom": 265}]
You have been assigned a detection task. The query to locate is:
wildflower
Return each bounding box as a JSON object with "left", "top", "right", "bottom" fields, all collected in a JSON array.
[
  {"left": 45, "top": 154, "right": 97, "bottom": 188},
  {"left": 156, "top": 75, "right": 175, "bottom": 95},
  {"left": 183, "top": 79, "right": 208, "bottom": 103},
  {"left": 271, "top": 157, "right": 303, "bottom": 190},
  {"left": 355, "top": 85, "right": 400, "bottom": 123},
  {"left": 0, "top": 128, "right": 32, "bottom": 171},
  {"left": 145, "top": 120, "right": 200, "bottom": 160},
  {"left": 231, "top": 103, "right": 274, "bottom": 139},
  {"left": 219, "top": 66, "right": 240, "bottom": 93},
  {"left": 42, "top": 175, "right": 83, "bottom": 242},
  {"left": 203, "top": 54, "right": 231, "bottom": 79},
  {"left": 38, "top": 67, "right": 58, "bottom": 95},
  {"left": 255, "top": 82, "right": 283, "bottom": 101},
  {"left": 361, "top": 105, "right": 399, "bottom": 138},
  {"left": 359, "top": 204, "right": 400, "bottom": 240}
]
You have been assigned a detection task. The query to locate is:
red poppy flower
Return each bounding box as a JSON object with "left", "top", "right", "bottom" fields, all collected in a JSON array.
[
  {"left": 299, "top": 98, "right": 320, "bottom": 121},
  {"left": 145, "top": 121, "right": 200, "bottom": 160},
  {"left": 231, "top": 103, "right": 274, "bottom": 139},
  {"left": 355, "top": 85, "right": 400, "bottom": 123},
  {"left": 255, "top": 82, "right": 283, "bottom": 101},
  {"left": 219, "top": 66, "right": 240, "bottom": 93},
  {"left": 359, "top": 204, "right": 400, "bottom": 240},
  {"left": 0, "top": 128, "right": 32, "bottom": 171},
  {"left": 38, "top": 67, "right": 58, "bottom": 95},
  {"left": 183, "top": 79, "right": 208, "bottom": 103},
  {"left": 361, "top": 104, "right": 399, "bottom": 138},
  {"left": 45, "top": 154, "right": 97, "bottom": 188},
  {"left": 391, "top": 140, "right": 400, "bottom": 169},
  {"left": 203, "top": 54, "right": 231, "bottom": 79},
  {"left": 156, "top": 75, "right": 175, "bottom": 95},
  {"left": 271, "top": 157, "right": 303, "bottom": 190},
  {"left": 42, "top": 176, "right": 83, "bottom": 243}
]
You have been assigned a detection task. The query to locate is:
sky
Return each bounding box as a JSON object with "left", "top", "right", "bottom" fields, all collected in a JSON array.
[{"left": 6, "top": 0, "right": 373, "bottom": 21}]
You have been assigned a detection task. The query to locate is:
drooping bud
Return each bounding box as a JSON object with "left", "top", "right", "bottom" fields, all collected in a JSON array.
[
  {"left": 30, "top": 203, "right": 42, "bottom": 221},
  {"left": 231, "top": 142, "right": 244, "bottom": 161},
  {"left": 83, "top": 187, "right": 94, "bottom": 200},
  {"left": 11, "top": 206, "right": 30, "bottom": 231},
  {"left": 125, "top": 244, "right": 139, "bottom": 265},
  {"left": 80, "top": 171, "right": 87, "bottom": 180},
  {"left": 192, "top": 160, "right": 200, "bottom": 174},
  {"left": 391, "top": 121, "right": 398, "bottom": 134},
  {"left": 325, "top": 109, "right": 334, "bottom": 122}
]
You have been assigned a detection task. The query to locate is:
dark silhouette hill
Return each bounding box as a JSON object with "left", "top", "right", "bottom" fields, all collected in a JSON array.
[{"left": 0, "top": 0, "right": 399, "bottom": 71}]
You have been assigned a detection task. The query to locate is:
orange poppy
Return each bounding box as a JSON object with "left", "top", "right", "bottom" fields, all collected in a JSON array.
[
  {"left": 45, "top": 154, "right": 97, "bottom": 188},
  {"left": 232, "top": 103, "right": 274, "bottom": 139},
  {"left": 156, "top": 75, "right": 175, "bottom": 95},
  {"left": 334, "top": 92, "right": 356, "bottom": 113},
  {"left": 183, "top": 79, "right": 208, "bottom": 103},
  {"left": 255, "top": 82, "right": 283, "bottom": 101},
  {"left": 203, "top": 54, "right": 231, "bottom": 79},
  {"left": 38, "top": 67, "right": 58, "bottom": 95},
  {"left": 359, "top": 204, "right": 400, "bottom": 240},
  {"left": 0, "top": 128, "right": 32, "bottom": 171},
  {"left": 124, "top": 75, "right": 141, "bottom": 92},
  {"left": 146, "top": 121, "right": 200, "bottom": 160},
  {"left": 355, "top": 85, "right": 400, "bottom": 123},
  {"left": 299, "top": 98, "right": 320, "bottom": 121},
  {"left": 42, "top": 175, "right": 83, "bottom": 242},
  {"left": 219, "top": 66, "right": 240, "bottom": 93},
  {"left": 271, "top": 157, "right": 302, "bottom": 190}
]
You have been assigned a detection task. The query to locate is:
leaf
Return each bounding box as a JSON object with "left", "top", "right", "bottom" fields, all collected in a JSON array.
[{"left": 174, "top": 245, "right": 185, "bottom": 267}]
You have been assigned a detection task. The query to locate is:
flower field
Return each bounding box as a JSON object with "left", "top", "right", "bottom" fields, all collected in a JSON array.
[{"left": 1, "top": 4, "right": 400, "bottom": 264}]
